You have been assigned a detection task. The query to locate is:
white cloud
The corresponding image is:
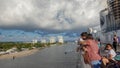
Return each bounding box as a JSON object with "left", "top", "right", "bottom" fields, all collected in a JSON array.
[{"left": 0, "top": 0, "right": 107, "bottom": 31}]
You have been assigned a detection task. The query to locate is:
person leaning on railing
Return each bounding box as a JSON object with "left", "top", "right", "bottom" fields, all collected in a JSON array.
[{"left": 81, "top": 34, "right": 101, "bottom": 68}]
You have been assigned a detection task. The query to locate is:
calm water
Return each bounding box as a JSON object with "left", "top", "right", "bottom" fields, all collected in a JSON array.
[{"left": 0, "top": 43, "right": 78, "bottom": 68}]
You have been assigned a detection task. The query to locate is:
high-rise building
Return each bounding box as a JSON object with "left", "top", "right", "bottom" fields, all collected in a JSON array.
[
  {"left": 107, "top": 0, "right": 120, "bottom": 29},
  {"left": 99, "top": 0, "right": 120, "bottom": 43},
  {"left": 100, "top": 8, "right": 115, "bottom": 32},
  {"left": 100, "top": 8, "right": 109, "bottom": 32},
  {"left": 100, "top": 0, "right": 120, "bottom": 32},
  {"left": 107, "top": 0, "right": 120, "bottom": 20}
]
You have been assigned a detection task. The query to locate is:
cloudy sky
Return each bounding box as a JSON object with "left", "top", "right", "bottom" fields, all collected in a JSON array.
[{"left": 0, "top": 0, "right": 107, "bottom": 33}]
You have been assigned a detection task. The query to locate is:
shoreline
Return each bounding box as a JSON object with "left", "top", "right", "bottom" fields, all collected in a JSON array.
[{"left": 0, "top": 48, "right": 39, "bottom": 60}]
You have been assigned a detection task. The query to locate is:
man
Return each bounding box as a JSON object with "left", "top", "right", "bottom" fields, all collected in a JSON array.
[{"left": 81, "top": 34, "right": 101, "bottom": 68}]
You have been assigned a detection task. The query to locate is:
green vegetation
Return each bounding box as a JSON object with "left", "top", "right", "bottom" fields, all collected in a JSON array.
[{"left": 0, "top": 42, "right": 59, "bottom": 51}]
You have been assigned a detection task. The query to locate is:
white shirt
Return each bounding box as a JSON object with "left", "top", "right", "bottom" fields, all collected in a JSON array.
[
  {"left": 80, "top": 38, "right": 84, "bottom": 41},
  {"left": 77, "top": 37, "right": 83, "bottom": 45},
  {"left": 108, "top": 49, "right": 116, "bottom": 60},
  {"left": 78, "top": 37, "right": 83, "bottom": 42}
]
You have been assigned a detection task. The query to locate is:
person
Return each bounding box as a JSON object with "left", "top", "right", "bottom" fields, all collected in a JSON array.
[
  {"left": 82, "top": 34, "right": 101, "bottom": 68},
  {"left": 118, "top": 36, "right": 120, "bottom": 46},
  {"left": 101, "top": 43, "right": 117, "bottom": 68},
  {"left": 77, "top": 32, "right": 88, "bottom": 52},
  {"left": 113, "top": 35, "right": 118, "bottom": 52},
  {"left": 13, "top": 56, "right": 15, "bottom": 60},
  {"left": 76, "top": 32, "right": 88, "bottom": 68},
  {"left": 97, "top": 38, "right": 101, "bottom": 48}
]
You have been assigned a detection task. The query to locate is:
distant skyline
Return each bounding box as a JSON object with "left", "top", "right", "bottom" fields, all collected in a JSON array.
[
  {"left": 0, "top": 0, "right": 106, "bottom": 32},
  {"left": 0, "top": 29, "right": 79, "bottom": 42}
]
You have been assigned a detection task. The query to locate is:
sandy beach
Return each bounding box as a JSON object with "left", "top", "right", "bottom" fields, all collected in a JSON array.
[{"left": 0, "top": 49, "right": 39, "bottom": 60}]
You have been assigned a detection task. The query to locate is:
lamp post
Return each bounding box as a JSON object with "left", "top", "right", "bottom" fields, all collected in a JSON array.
[
  {"left": 88, "top": 28, "right": 93, "bottom": 34},
  {"left": 93, "top": 30, "right": 97, "bottom": 39}
]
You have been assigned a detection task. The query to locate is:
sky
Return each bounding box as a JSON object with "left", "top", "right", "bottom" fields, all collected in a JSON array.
[
  {"left": 0, "top": 0, "right": 107, "bottom": 32},
  {"left": 0, "top": 0, "right": 108, "bottom": 42}
]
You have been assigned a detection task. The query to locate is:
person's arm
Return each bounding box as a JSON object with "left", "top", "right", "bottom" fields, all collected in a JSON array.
[
  {"left": 77, "top": 38, "right": 83, "bottom": 45},
  {"left": 108, "top": 50, "right": 116, "bottom": 60},
  {"left": 82, "top": 46, "right": 88, "bottom": 52},
  {"left": 76, "top": 41, "right": 84, "bottom": 52},
  {"left": 108, "top": 54, "right": 113, "bottom": 60},
  {"left": 80, "top": 41, "right": 87, "bottom": 45},
  {"left": 80, "top": 41, "right": 89, "bottom": 52}
]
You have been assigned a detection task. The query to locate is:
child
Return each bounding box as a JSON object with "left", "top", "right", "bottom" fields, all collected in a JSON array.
[{"left": 101, "top": 43, "right": 117, "bottom": 68}]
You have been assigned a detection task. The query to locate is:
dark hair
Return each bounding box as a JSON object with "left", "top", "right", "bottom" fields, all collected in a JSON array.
[
  {"left": 114, "top": 35, "right": 117, "bottom": 37},
  {"left": 98, "top": 38, "right": 100, "bottom": 41},
  {"left": 105, "top": 43, "right": 113, "bottom": 50},
  {"left": 87, "top": 34, "right": 93, "bottom": 39},
  {"left": 81, "top": 32, "right": 88, "bottom": 37}
]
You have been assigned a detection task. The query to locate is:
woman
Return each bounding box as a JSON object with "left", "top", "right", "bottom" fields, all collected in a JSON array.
[
  {"left": 82, "top": 34, "right": 101, "bottom": 68},
  {"left": 101, "top": 43, "right": 117, "bottom": 68},
  {"left": 113, "top": 35, "right": 118, "bottom": 52}
]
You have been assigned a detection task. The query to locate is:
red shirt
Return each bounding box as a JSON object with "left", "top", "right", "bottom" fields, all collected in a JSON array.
[{"left": 86, "top": 39, "right": 101, "bottom": 61}]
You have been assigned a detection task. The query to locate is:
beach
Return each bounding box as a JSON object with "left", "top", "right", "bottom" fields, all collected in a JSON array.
[{"left": 0, "top": 48, "right": 39, "bottom": 60}]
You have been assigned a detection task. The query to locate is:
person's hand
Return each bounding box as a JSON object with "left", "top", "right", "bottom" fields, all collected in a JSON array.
[
  {"left": 82, "top": 47, "right": 87, "bottom": 51},
  {"left": 80, "top": 41, "right": 86, "bottom": 45}
]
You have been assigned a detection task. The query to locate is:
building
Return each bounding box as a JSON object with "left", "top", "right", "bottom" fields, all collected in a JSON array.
[
  {"left": 57, "top": 36, "right": 64, "bottom": 43},
  {"left": 49, "top": 37, "right": 56, "bottom": 43},
  {"left": 107, "top": 0, "right": 120, "bottom": 29},
  {"left": 41, "top": 39, "right": 46, "bottom": 43},
  {"left": 100, "top": 0, "right": 120, "bottom": 32},
  {"left": 100, "top": 8, "right": 116, "bottom": 32},
  {"left": 107, "top": 0, "right": 120, "bottom": 20},
  {"left": 100, "top": 8, "right": 109, "bottom": 32},
  {"left": 99, "top": 0, "right": 120, "bottom": 43},
  {"left": 32, "top": 39, "right": 38, "bottom": 43}
]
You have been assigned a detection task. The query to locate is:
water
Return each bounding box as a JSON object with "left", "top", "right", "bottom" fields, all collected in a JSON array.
[{"left": 0, "top": 43, "right": 77, "bottom": 68}]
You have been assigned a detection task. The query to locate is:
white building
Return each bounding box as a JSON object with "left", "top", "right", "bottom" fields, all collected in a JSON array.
[
  {"left": 32, "top": 39, "right": 38, "bottom": 43},
  {"left": 58, "top": 36, "right": 64, "bottom": 43},
  {"left": 41, "top": 39, "right": 46, "bottom": 43},
  {"left": 49, "top": 37, "right": 56, "bottom": 43}
]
